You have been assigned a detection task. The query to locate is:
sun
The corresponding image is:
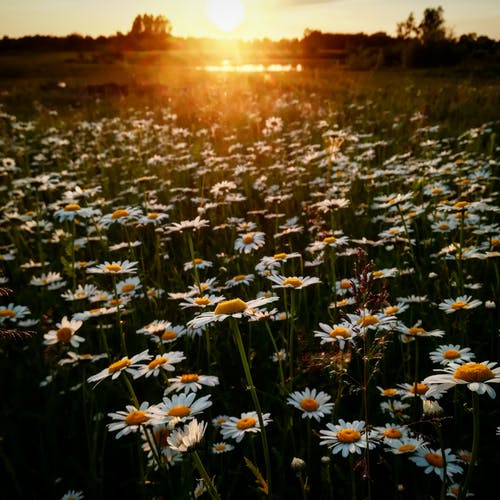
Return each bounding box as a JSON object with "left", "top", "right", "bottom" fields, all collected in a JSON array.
[{"left": 205, "top": 0, "right": 245, "bottom": 33}]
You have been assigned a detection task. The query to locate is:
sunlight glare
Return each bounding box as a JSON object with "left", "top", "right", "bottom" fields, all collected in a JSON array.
[{"left": 205, "top": 0, "right": 245, "bottom": 33}]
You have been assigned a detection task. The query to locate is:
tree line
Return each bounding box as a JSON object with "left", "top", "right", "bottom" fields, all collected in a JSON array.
[{"left": 1, "top": 8, "right": 498, "bottom": 69}]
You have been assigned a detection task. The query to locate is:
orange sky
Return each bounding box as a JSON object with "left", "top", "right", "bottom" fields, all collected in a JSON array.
[{"left": 1, "top": 0, "right": 499, "bottom": 39}]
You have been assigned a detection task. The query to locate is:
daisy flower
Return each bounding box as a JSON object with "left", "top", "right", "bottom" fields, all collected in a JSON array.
[
  {"left": 385, "top": 436, "right": 427, "bottom": 455},
  {"left": 438, "top": 295, "right": 482, "bottom": 314},
  {"left": 314, "top": 321, "right": 357, "bottom": 350},
  {"left": 183, "top": 258, "right": 213, "bottom": 271},
  {"left": 211, "top": 441, "right": 235, "bottom": 454},
  {"left": 60, "top": 490, "right": 85, "bottom": 500},
  {"left": 99, "top": 206, "right": 143, "bottom": 227},
  {"left": 396, "top": 321, "right": 445, "bottom": 343},
  {"left": 429, "top": 344, "right": 475, "bottom": 366},
  {"left": 134, "top": 351, "right": 186, "bottom": 378},
  {"left": 167, "top": 419, "right": 207, "bottom": 452},
  {"left": 346, "top": 309, "right": 396, "bottom": 332},
  {"left": 319, "top": 419, "right": 378, "bottom": 457},
  {"left": 60, "top": 284, "right": 98, "bottom": 301},
  {"left": 136, "top": 320, "right": 186, "bottom": 343},
  {"left": 397, "top": 382, "right": 440, "bottom": 400},
  {"left": 234, "top": 231, "right": 266, "bottom": 254},
  {"left": 115, "top": 277, "right": 142, "bottom": 296},
  {"left": 220, "top": 411, "right": 272, "bottom": 443},
  {"left": 0, "top": 303, "right": 31, "bottom": 323},
  {"left": 380, "top": 400, "right": 411, "bottom": 421},
  {"left": 287, "top": 387, "right": 334, "bottom": 421},
  {"left": 187, "top": 295, "right": 279, "bottom": 329},
  {"left": 87, "top": 350, "right": 151, "bottom": 385},
  {"left": 446, "top": 483, "right": 474, "bottom": 498},
  {"left": 43, "top": 316, "right": 84, "bottom": 347},
  {"left": 374, "top": 423, "right": 410, "bottom": 443},
  {"left": 149, "top": 393, "right": 213, "bottom": 424},
  {"left": 179, "top": 294, "right": 225, "bottom": 310},
  {"left": 107, "top": 401, "right": 152, "bottom": 439},
  {"left": 423, "top": 361, "right": 500, "bottom": 399},
  {"left": 165, "top": 373, "right": 220, "bottom": 394},
  {"left": 30, "top": 271, "right": 65, "bottom": 287},
  {"left": 86, "top": 260, "right": 138, "bottom": 275},
  {"left": 267, "top": 274, "right": 321, "bottom": 289},
  {"left": 271, "top": 349, "right": 287, "bottom": 362},
  {"left": 166, "top": 216, "right": 210, "bottom": 233},
  {"left": 224, "top": 273, "right": 255, "bottom": 288},
  {"left": 409, "top": 446, "right": 463, "bottom": 480}
]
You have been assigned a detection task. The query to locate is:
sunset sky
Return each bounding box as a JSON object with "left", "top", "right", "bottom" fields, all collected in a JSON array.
[{"left": 1, "top": 0, "right": 499, "bottom": 40}]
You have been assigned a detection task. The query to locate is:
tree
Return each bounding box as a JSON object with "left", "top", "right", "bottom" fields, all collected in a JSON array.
[
  {"left": 128, "top": 14, "right": 172, "bottom": 37},
  {"left": 418, "top": 6, "right": 447, "bottom": 45},
  {"left": 396, "top": 12, "right": 418, "bottom": 40}
]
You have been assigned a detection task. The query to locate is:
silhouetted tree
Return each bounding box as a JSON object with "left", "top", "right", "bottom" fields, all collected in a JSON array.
[{"left": 418, "top": 6, "right": 447, "bottom": 45}]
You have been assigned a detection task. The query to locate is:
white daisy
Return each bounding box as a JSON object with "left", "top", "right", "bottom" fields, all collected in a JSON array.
[
  {"left": 165, "top": 373, "right": 220, "bottom": 394},
  {"left": 287, "top": 387, "right": 334, "bottom": 421},
  {"left": 43, "top": 316, "right": 84, "bottom": 347},
  {"left": 423, "top": 361, "right": 500, "bottom": 399},
  {"left": 167, "top": 419, "right": 207, "bottom": 452},
  {"left": 314, "top": 321, "right": 357, "bottom": 350},
  {"left": 438, "top": 295, "right": 482, "bottom": 314},
  {"left": 267, "top": 274, "right": 321, "bottom": 289},
  {"left": 87, "top": 350, "right": 151, "bottom": 385},
  {"left": 86, "top": 260, "right": 138, "bottom": 275},
  {"left": 220, "top": 411, "right": 272, "bottom": 443},
  {"left": 319, "top": 419, "right": 378, "bottom": 457},
  {"left": 134, "top": 351, "right": 186, "bottom": 378},
  {"left": 149, "top": 393, "right": 213, "bottom": 424},
  {"left": 429, "top": 344, "right": 475, "bottom": 365},
  {"left": 409, "top": 446, "right": 463, "bottom": 480},
  {"left": 107, "top": 401, "right": 151, "bottom": 439},
  {"left": 234, "top": 231, "right": 266, "bottom": 254}
]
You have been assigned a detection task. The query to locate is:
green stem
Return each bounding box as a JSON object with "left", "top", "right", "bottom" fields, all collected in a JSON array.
[
  {"left": 231, "top": 320, "right": 273, "bottom": 497},
  {"left": 458, "top": 392, "right": 480, "bottom": 500},
  {"left": 191, "top": 450, "right": 222, "bottom": 500}
]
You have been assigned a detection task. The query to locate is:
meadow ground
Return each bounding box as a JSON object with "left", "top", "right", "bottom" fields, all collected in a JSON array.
[{"left": 0, "top": 52, "right": 499, "bottom": 500}]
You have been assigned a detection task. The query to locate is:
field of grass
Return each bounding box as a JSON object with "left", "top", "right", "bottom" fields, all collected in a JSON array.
[{"left": 0, "top": 53, "right": 499, "bottom": 500}]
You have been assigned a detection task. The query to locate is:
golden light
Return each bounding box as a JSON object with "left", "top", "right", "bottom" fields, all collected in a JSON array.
[{"left": 205, "top": 0, "right": 245, "bottom": 33}]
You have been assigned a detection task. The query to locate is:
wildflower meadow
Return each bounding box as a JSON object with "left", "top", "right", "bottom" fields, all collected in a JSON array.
[{"left": 1, "top": 68, "right": 499, "bottom": 500}]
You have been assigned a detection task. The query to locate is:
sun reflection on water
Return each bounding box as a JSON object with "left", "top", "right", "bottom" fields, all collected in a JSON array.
[{"left": 198, "top": 59, "right": 303, "bottom": 72}]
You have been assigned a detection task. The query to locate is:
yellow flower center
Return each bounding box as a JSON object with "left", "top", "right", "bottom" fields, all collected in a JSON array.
[
  {"left": 438, "top": 223, "right": 450, "bottom": 230},
  {"left": 25, "top": 210, "right": 35, "bottom": 216},
  {"left": 162, "top": 330, "right": 177, "bottom": 341},
  {"left": 148, "top": 357, "right": 167, "bottom": 369},
  {"left": 337, "top": 429, "right": 361, "bottom": 443},
  {"left": 340, "top": 280, "right": 352, "bottom": 289},
  {"left": 121, "top": 283, "right": 135, "bottom": 293},
  {"left": 236, "top": 417, "right": 257, "bottom": 430},
  {"left": 389, "top": 228, "right": 399, "bottom": 235},
  {"left": 234, "top": 274, "right": 246, "bottom": 281},
  {"left": 0, "top": 309, "right": 16, "bottom": 318},
  {"left": 242, "top": 234, "right": 254, "bottom": 244},
  {"left": 323, "top": 236, "right": 337, "bottom": 244},
  {"left": 167, "top": 405, "right": 191, "bottom": 418},
  {"left": 431, "top": 188, "right": 442, "bottom": 195},
  {"left": 300, "top": 397, "right": 319, "bottom": 412},
  {"left": 108, "top": 358, "right": 131, "bottom": 373},
  {"left": 372, "top": 270, "right": 384, "bottom": 278},
  {"left": 214, "top": 298, "right": 248, "bottom": 315},
  {"left": 455, "top": 211, "right": 467, "bottom": 219},
  {"left": 64, "top": 203, "right": 81, "bottom": 211},
  {"left": 491, "top": 238, "right": 500, "bottom": 247},
  {"left": 273, "top": 253, "right": 287, "bottom": 260},
  {"left": 181, "top": 374, "right": 199, "bottom": 383},
  {"left": 384, "top": 428, "right": 402, "bottom": 439},
  {"left": 125, "top": 410, "right": 149, "bottom": 426},
  {"left": 112, "top": 209, "right": 129, "bottom": 219},
  {"left": 329, "top": 327, "right": 350, "bottom": 338},
  {"left": 451, "top": 301, "right": 467, "bottom": 310},
  {"left": 147, "top": 212, "right": 158, "bottom": 219},
  {"left": 79, "top": 261, "right": 88, "bottom": 268},
  {"left": 409, "top": 383, "right": 429, "bottom": 395},
  {"left": 385, "top": 306, "right": 399, "bottom": 315},
  {"left": 105, "top": 263, "right": 122, "bottom": 272},
  {"left": 56, "top": 327, "right": 73, "bottom": 343},
  {"left": 443, "top": 349, "right": 460, "bottom": 360},
  {"left": 407, "top": 327, "right": 426, "bottom": 335},
  {"left": 215, "top": 444, "right": 226, "bottom": 451},
  {"left": 282, "top": 277, "right": 303, "bottom": 288},
  {"left": 381, "top": 388, "right": 398, "bottom": 397},
  {"left": 453, "top": 363, "right": 494, "bottom": 382},
  {"left": 193, "top": 258, "right": 203, "bottom": 265},
  {"left": 194, "top": 297, "right": 211, "bottom": 306},
  {"left": 425, "top": 452, "right": 444, "bottom": 468},
  {"left": 453, "top": 201, "right": 469, "bottom": 209},
  {"left": 398, "top": 444, "right": 415, "bottom": 453},
  {"left": 358, "top": 315, "right": 379, "bottom": 327}
]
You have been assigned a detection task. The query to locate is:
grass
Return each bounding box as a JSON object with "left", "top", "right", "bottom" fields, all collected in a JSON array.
[{"left": 0, "top": 53, "right": 499, "bottom": 500}]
